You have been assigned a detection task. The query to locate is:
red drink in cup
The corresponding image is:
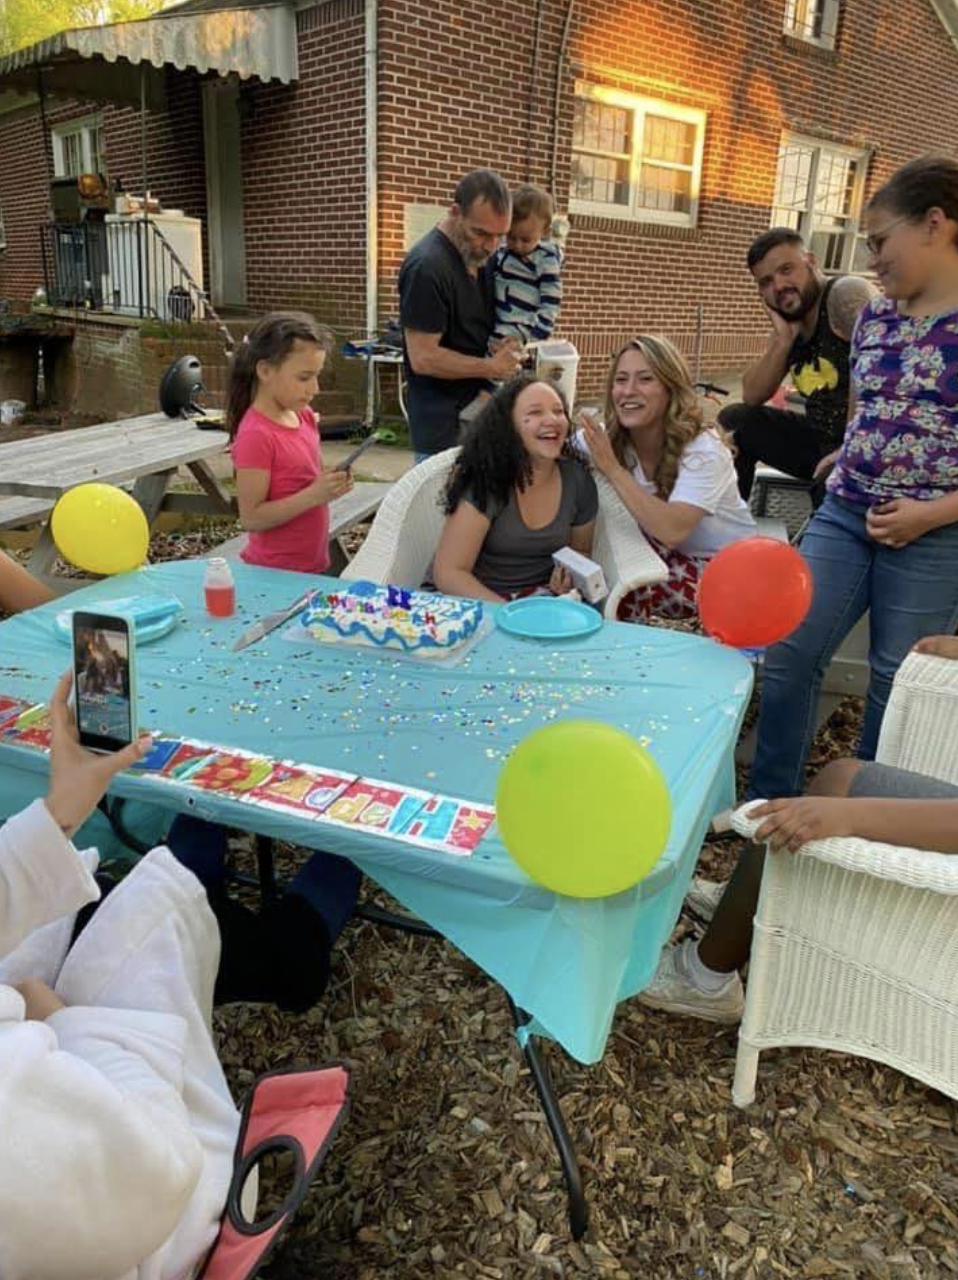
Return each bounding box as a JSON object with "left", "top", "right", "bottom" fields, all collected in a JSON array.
[
  {"left": 205, "top": 583, "right": 236, "bottom": 616},
  {"left": 204, "top": 557, "right": 236, "bottom": 617}
]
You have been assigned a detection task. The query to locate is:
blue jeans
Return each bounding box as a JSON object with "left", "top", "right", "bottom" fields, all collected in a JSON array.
[{"left": 749, "top": 494, "right": 958, "bottom": 799}]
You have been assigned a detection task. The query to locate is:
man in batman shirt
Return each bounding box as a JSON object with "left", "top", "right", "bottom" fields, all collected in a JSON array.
[{"left": 719, "top": 228, "right": 877, "bottom": 503}]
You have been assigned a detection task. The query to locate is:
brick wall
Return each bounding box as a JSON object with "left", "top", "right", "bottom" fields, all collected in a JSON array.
[
  {"left": 0, "top": 70, "right": 208, "bottom": 308},
  {"left": 2, "top": 0, "right": 957, "bottom": 414},
  {"left": 102, "top": 73, "right": 210, "bottom": 285},
  {"left": 0, "top": 104, "right": 52, "bottom": 303},
  {"left": 238, "top": 0, "right": 368, "bottom": 403},
  {"left": 377, "top": 0, "right": 958, "bottom": 391},
  {"left": 49, "top": 318, "right": 148, "bottom": 419},
  {"left": 44, "top": 321, "right": 232, "bottom": 419}
]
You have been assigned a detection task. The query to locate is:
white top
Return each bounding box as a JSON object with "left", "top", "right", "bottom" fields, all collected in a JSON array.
[
  {"left": 0, "top": 799, "right": 239, "bottom": 1280},
  {"left": 576, "top": 428, "right": 756, "bottom": 558}
]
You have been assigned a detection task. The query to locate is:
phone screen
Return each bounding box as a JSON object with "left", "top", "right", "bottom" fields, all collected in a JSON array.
[{"left": 72, "top": 611, "right": 136, "bottom": 752}]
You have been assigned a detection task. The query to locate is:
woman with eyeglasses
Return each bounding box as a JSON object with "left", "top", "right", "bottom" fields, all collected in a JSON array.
[{"left": 747, "top": 154, "right": 958, "bottom": 803}]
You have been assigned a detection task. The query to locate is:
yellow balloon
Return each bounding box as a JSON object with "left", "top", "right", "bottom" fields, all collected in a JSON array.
[
  {"left": 51, "top": 483, "right": 149, "bottom": 576},
  {"left": 496, "top": 720, "right": 671, "bottom": 898}
]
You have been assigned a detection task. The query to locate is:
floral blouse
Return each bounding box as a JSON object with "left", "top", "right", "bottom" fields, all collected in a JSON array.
[{"left": 827, "top": 294, "right": 958, "bottom": 505}]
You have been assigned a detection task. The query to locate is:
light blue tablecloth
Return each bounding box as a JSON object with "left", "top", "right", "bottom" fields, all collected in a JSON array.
[{"left": 0, "top": 561, "right": 752, "bottom": 1063}]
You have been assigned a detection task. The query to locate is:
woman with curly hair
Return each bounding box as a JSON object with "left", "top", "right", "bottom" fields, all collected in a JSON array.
[
  {"left": 579, "top": 334, "right": 755, "bottom": 621},
  {"left": 433, "top": 374, "right": 598, "bottom": 602}
]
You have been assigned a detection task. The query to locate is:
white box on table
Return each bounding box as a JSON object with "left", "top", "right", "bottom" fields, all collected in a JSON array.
[{"left": 552, "top": 546, "right": 607, "bottom": 604}]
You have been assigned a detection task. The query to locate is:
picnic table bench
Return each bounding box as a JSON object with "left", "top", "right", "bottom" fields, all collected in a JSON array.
[{"left": 208, "top": 481, "right": 393, "bottom": 573}]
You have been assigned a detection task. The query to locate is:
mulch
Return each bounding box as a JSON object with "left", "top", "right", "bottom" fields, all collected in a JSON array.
[{"left": 8, "top": 521, "right": 958, "bottom": 1280}]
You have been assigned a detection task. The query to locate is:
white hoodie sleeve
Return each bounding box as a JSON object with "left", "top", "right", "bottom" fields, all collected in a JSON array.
[
  {"left": 0, "top": 799, "right": 99, "bottom": 957},
  {"left": 0, "top": 1007, "right": 204, "bottom": 1280}
]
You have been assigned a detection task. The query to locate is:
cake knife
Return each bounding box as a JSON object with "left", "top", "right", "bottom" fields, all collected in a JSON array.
[{"left": 232, "top": 590, "right": 316, "bottom": 652}]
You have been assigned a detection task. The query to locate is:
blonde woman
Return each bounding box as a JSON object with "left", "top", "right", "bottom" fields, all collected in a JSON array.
[{"left": 579, "top": 335, "right": 755, "bottom": 620}]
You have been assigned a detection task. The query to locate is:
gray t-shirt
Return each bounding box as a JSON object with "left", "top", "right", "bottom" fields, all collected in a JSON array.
[{"left": 467, "top": 459, "right": 599, "bottom": 596}]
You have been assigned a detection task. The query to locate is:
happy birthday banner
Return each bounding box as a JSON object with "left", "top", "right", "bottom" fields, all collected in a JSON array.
[{"left": 0, "top": 696, "right": 496, "bottom": 858}]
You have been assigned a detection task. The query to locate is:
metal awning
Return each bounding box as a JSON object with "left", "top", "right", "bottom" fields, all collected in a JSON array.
[{"left": 0, "top": 3, "right": 298, "bottom": 110}]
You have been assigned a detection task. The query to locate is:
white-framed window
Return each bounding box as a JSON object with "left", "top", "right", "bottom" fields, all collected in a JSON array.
[
  {"left": 783, "top": 0, "right": 840, "bottom": 50},
  {"left": 771, "top": 134, "right": 870, "bottom": 272},
  {"left": 52, "top": 115, "right": 104, "bottom": 178},
  {"left": 570, "top": 83, "right": 706, "bottom": 227}
]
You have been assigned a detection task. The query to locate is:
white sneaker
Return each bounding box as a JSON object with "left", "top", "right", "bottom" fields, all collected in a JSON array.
[
  {"left": 638, "top": 938, "right": 744, "bottom": 1024},
  {"left": 685, "top": 876, "right": 726, "bottom": 923}
]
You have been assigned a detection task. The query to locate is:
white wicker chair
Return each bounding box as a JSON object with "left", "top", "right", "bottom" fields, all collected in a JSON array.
[
  {"left": 342, "top": 449, "right": 668, "bottom": 617},
  {"left": 729, "top": 649, "right": 958, "bottom": 1107},
  {"left": 341, "top": 448, "right": 456, "bottom": 588}
]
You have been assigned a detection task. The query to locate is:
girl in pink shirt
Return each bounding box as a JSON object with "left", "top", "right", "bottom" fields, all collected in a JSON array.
[{"left": 227, "top": 312, "right": 353, "bottom": 573}]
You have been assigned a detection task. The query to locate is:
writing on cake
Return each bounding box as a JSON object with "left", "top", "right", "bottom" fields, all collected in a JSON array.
[{"left": 299, "top": 581, "right": 483, "bottom": 655}]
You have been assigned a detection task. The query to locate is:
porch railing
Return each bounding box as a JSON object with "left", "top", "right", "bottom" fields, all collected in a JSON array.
[{"left": 40, "top": 218, "right": 234, "bottom": 353}]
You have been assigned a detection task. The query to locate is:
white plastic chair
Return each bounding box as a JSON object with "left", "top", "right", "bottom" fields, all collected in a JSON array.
[
  {"left": 729, "top": 649, "right": 958, "bottom": 1107},
  {"left": 342, "top": 449, "right": 668, "bottom": 618}
]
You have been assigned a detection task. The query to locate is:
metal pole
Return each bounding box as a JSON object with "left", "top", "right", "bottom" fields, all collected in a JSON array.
[
  {"left": 550, "top": 1, "right": 576, "bottom": 199},
  {"left": 36, "top": 68, "right": 54, "bottom": 200},
  {"left": 364, "top": 0, "right": 378, "bottom": 432},
  {"left": 139, "top": 65, "right": 149, "bottom": 316}
]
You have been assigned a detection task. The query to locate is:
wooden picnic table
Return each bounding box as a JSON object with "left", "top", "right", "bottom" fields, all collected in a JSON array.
[
  {"left": 0, "top": 410, "right": 396, "bottom": 583},
  {"left": 0, "top": 411, "right": 234, "bottom": 576}
]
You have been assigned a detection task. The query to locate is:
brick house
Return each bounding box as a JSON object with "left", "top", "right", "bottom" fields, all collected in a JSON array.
[{"left": 0, "top": 0, "right": 957, "bottom": 418}]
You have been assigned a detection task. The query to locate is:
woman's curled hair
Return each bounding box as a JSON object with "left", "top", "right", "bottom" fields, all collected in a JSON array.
[{"left": 442, "top": 374, "right": 586, "bottom": 516}]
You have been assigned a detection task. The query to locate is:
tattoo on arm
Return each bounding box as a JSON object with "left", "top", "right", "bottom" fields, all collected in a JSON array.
[{"left": 827, "top": 277, "right": 880, "bottom": 342}]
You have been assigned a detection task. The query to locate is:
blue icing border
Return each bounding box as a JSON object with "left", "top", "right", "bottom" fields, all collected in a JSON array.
[{"left": 301, "top": 584, "right": 483, "bottom": 653}]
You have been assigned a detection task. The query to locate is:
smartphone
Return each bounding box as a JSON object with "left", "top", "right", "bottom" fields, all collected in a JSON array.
[
  {"left": 334, "top": 432, "right": 379, "bottom": 472},
  {"left": 71, "top": 610, "right": 137, "bottom": 753}
]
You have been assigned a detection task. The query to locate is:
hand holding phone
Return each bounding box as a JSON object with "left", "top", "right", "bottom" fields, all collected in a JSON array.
[
  {"left": 334, "top": 432, "right": 380, "bottom": 472},
  {"left": 45, "top": 670, "right": 151, "bottom": 839},
  {"left": 71, "top": 609, "right": 138, "bottom": 753}
]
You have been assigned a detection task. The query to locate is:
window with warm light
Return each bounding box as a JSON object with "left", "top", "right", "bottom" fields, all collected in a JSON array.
[
  {"left": 52, "top": 115, "right": 105, "bottom": 178},
  {"left": 771, "top": 135, "right": 870, "bottom": 272},
  {"left": 783, "top": 0, "right": 840, "bottom": 49},
  {"left": 570, "top": 84, "right": 706, "bottom": 227}
]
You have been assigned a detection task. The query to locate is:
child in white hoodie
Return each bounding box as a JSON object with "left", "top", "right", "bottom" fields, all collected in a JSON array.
[{"left": 0, "top": 673, "right": 239, "bottom": 1280}]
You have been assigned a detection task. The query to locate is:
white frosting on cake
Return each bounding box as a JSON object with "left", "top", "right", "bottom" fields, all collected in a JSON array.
[{"left": 299, "top": 582, "right": 483, "bottom": 656}]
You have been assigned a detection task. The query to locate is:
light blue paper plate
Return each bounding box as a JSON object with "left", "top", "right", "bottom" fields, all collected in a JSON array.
[
  {"left": 54, "top": 594, "right": 183, "bottom": 646},
  {"left": 495, "top": 596, "right": 603, "bottom": 641}
]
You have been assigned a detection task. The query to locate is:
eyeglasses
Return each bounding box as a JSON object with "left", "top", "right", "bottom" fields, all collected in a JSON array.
[{"left": 864, "top": 214, "right": 911, "bottom": 256}]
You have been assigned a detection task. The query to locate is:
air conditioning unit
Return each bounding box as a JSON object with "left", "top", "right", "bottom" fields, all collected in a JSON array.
[{"left": 102, "top": 213, "right": 204, "bottom": 319}]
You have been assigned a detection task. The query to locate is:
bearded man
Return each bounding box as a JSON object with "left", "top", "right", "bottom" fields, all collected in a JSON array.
[
  {"left": 719, "top": 228, "right": 877, "bottom": 501},
  {"left": 398, "top": 169, "right": 523, "bottom": 459}
]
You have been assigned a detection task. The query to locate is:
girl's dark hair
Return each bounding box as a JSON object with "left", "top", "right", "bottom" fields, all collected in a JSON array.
[
  {"left": 225, "top": 311, "right": 333, "bottom": 439},
  {"left": 868, "top": 155, "right": 958, "bottom": 239},
  {"left": 443, "top": 374, "right": 585, "bottom": 515}
]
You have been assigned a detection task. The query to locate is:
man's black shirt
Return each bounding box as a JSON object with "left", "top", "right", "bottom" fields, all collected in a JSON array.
[{"left": 398, "top": 227, "right": 494, "bottom": 454}]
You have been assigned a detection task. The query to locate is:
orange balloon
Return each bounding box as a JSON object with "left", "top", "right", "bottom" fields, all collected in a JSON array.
[{"left": 697, "top": 537, "right": 813, "bottom": 648}]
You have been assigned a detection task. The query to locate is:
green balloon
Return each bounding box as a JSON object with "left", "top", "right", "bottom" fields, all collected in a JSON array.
[{"left": 496, "top": 720, "right": 672, "bottom": 898}]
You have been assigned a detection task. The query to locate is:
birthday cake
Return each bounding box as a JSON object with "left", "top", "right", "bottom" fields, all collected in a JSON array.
[{"left": 298, "top": 581, "right": 483, "bottom": 656}]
